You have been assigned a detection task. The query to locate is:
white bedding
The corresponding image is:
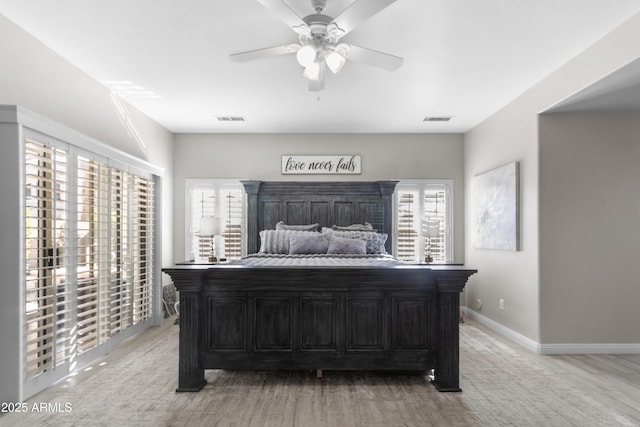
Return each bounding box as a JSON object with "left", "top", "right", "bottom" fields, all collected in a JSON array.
[{"left": 231, "top": 253, "right": 401, "bottom": 267}]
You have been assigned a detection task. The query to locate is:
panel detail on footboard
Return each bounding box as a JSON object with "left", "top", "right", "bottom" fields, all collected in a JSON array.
[
  {"left": 300, "top": 297, "right": 339, "bottom": 351},
  {"left": 346, "top": 297, "right": 385, "bottom": 351},
  {"left": 207, "top": 298, "right": 246, "bottom": 351},
  {"left": 392, "top": 297, "right": 434, "bottom": 350},
  {"left": 254, "top": 297, "right": 294, "bottom": 351}
]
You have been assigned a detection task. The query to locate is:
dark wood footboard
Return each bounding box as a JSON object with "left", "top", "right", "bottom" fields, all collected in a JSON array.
[{"left": 163, "top": 264, "right": 476, "bottom": 393}]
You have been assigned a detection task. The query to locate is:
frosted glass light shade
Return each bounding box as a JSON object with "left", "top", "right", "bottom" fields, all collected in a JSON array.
[
  {"left": 303, "top": 62, "right": 321, "bottom": 80},
  {"left": 200, "top": 216, "right": 221, "bottom": 236},
  {"left": 325, "top": 51, "right": 346, "bottom": 74},
  {"left": 296, "top": 45, "right": 317, "bottom": 67}
]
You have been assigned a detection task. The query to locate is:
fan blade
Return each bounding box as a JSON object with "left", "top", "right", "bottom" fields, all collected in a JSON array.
[
  {"left": 230, "top": 44, "right": 299, "bottom": 62},
  {"left": 256, "top": 0, "right": 309, "bottom": 34},
  {"left": 329, "top": 0, "right": 397, "bottom": 38},
  {"left": 346, "top": 44, "right": 403, "bottom": 71}
]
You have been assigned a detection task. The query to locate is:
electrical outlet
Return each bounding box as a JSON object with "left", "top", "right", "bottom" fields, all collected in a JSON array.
[{"left": 499, "top": 299, "right": 505, "bottom": 310}]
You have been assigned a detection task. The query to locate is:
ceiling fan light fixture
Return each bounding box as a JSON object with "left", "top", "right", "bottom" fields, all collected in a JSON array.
[
  {"left": 325, "top": 50, "right": 346, "bottom": 74},
  {"left": 296, "top": 44, "right": 317, "bottom": 67},
  {"left": 303, "top": 61, "right": 321, "bottom": 80}
]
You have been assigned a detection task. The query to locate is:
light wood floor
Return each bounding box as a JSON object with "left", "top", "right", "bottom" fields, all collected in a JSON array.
[
  {"left": 1, "top": 318, "right": 639, "bottom": 426},
  {"left": 472, "top": 321, "right": 640, "bottom": 426}
]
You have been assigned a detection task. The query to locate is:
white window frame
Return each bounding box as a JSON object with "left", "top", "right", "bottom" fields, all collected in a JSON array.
[{"left": 394, "top": 180, "right": 454, "bottom": 263}]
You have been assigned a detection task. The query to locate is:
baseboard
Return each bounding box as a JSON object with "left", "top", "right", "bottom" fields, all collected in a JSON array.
[
  {"left": 461, "top": 307, "right": 541, "bottom": 353},
  {"left": 460, "top": 307, "right": 640, "bottom": 355},
  {"left": 537, "top": 343, "right": 640, "bottom": 355}
]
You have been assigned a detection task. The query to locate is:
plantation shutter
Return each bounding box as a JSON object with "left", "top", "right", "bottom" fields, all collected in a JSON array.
[
  {"left": 24, "top": 139, "right": 71, "bottom": 379},
  {"left": 423, "top": 187, "right": 447, "bottom": 263},
  {"left": 221, "top": 187, "right": 243, "bottom": 260},
  {"left": 190, "top": 187, "right": 215, "bottom": 261},
  {"left": 109, "top": 168, "right": 131, "bottom": 334},
  {"left": 132, "top": 175, "right": 154, "bottom": 324},
  {"left": 395, "top": 182, "right": 451, "bottom": 263},
  {"left": 76, "top": 156, "right": 111, "bottom": 353},
  {"left": 396, "top": 189, "right": 419, "bottom": 262}
]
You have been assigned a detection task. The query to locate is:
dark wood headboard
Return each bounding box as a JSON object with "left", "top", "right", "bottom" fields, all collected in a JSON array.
[{"left": 242, "top": 181, "right": 398, "bottom": 255}]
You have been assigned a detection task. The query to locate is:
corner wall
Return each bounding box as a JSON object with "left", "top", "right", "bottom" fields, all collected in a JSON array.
[{"left": 464, "top": 13, "right": 640, "bottom": 345}]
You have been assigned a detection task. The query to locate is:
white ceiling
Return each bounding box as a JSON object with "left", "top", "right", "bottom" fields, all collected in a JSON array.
[{"left": 2, "top": 0, "right": 640, "bottom": 133}]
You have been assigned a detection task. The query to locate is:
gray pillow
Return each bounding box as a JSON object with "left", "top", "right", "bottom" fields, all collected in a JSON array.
[
  {"left": 326, "top": 235, "right": 367, "bottom": 255},
  {"left": 289, "top": 234, "right": 329, "bottom": 254},
  {"left": 259, "top": 230, "right": 318, "bottom": 254},
  {"left": 322, "top": 228, "right": 388, "bottom": 254},
  {"left": 275, "top": 221, "right": 319, "bottom": 231},
  {"left": 332, "top": 222, "right": 374, "bottom": 231}
]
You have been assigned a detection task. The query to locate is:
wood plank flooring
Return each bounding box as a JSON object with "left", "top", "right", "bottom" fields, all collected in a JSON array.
[{"left": 1, "top": 318, "right": 639, "bottom": 426}]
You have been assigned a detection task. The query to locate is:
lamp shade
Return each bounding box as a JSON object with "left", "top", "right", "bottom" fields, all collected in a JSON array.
[
  {"left": 424, "top": 220, "right": 441, "bottom": 238},
  {"left": 200, "top": 216, "right": 221, "bottom": 236}
]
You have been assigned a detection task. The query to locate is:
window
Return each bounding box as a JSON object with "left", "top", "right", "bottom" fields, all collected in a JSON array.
[
  {"left": 395, "top": 181, "right": 453, "bottom": 263},
  {"left": 186, "top": 180, "right": 245, "bottom": 261},
  {"left": 24, "top": 137, "right": 156, "bottom": 386}
]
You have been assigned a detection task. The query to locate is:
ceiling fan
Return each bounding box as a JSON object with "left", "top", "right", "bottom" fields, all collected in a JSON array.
[{"left": 231, "top": 0, "right": 403, "bottom": 91}]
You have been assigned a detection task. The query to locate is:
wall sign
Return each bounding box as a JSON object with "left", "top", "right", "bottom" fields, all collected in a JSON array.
[{"left": 281, "top": 155, "right": 361, "bottom": 175}]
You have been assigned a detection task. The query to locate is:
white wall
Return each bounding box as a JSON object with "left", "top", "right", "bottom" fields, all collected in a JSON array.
[
  {"left": 464, "top": 12, "right": 640, "bottom": 345},
  {"left": 0, "top": 14, "right": 174, "bottom": 402},
  {"left": 172, "top": 133, "right": 465, "bottom": 263},
  {"left": 539, "top": 113, "right": 640, "bottom": 343}
]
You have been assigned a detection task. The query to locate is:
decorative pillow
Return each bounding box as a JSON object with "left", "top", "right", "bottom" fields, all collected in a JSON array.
[
  {"left": 322, "top": 228, "right": 388, "bottom": 254},
  {"left": 332, "top": 222, "right": 375, "bottom": 231},
  {"left": 275, "top": 221, "right": 319, "bottom": 232},
  {"left": 289, "top": 233, "right": 329, "bottom": 255},
  {"left": 259, "top": 230, "right": 318, "bottom": 254},
  {"left": 326, "top": 235, "right": 367, "bottom": 255}
]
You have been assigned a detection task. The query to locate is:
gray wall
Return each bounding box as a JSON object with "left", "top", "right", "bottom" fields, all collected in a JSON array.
[
  {"left": 172, "top": 133, "right": 465, "bottom": 263},
  {"left": 539, "top": 113, "right": 640, "bottom": 343}
]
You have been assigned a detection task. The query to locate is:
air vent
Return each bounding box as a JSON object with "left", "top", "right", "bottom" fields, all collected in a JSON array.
[
  {"left": 423, "top": 116, "right": 453, "bottom": 122},
  {"left": 216, "top": 116, "right": 246, "bottom": 122}
]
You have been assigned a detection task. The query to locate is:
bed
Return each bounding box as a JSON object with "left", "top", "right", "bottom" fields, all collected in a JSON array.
[{"left": 163, "top": 181, "right": 477, "bottom": 393}]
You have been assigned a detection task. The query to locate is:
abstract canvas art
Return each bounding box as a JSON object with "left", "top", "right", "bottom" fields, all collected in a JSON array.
[{"left": 472, "top": 162, "right": 520, "bottom": 251}]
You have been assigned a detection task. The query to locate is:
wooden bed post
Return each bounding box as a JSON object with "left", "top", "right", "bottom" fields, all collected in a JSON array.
[
  {"left": 377, "top": 181, "right": 398, "bottom": 254},
  {"left": 165, "top": 269, "right": 208, "bottom": 392},
  {"left": 242, "top": 180, "right": 262, "bottom": 255},
  {"left": 432, "top": 270, "right": 474, "bottom": 392}
]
